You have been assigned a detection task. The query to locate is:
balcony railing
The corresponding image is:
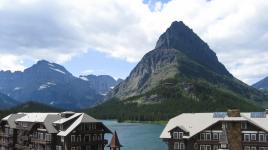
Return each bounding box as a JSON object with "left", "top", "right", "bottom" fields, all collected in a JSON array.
[
  {"left": 0, "top": 142, "right": 13, "bottom": 147},
  {"left": 31, "top": 138, "right": 52, "bottom": 144},
  {"left": 71, "top": 139, "right": 108, "bottom": 145},
  {"left": 0, "top": 133, "right": 13, "bottom": 137}
]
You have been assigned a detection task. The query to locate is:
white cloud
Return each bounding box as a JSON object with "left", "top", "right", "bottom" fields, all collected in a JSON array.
[
  {"left": 0, "top": 0, "right": 267, "bottom": 84},
  {"left": 0, "top": 54, "right": 25, "bottom": 71}
]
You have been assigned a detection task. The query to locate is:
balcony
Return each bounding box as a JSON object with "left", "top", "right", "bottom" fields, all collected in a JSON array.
[
  {"left": 0, "top": 133, "right": 13, "bottom": 137},
  {"left": 31, "top": 138, "right": 52, "bottom": 144},
  {"left": 15, "top": 144, "right": 30, "bottom": 149},
  {"left": 70, "top": 139, "right": 108, "bottom": 146},
  {"left": 0, "top": 142, "right": 13, "bottom": 147}
]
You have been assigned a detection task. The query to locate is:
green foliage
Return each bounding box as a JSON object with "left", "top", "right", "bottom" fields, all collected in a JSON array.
[{"left": 86, "top": 78, "right": 263, "bottom": 121}]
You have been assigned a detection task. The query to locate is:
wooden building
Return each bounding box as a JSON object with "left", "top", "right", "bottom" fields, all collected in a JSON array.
[
  {"left": 161, "top": 109, "right": 268, "bottom": 150},
  {"left": 0, "top": 112, "right": 112, "bottom": 150},
  {"left": 108, "top": 131, "right": 122, "bottom": 150}
]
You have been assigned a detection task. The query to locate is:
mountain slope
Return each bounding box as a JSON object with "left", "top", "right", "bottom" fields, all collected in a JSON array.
[
  {"left": 79, "top": 75, "right": 122, "bottom": 95},
  {"left": 109, "top": 21, "right": 266, "bottom": 102},
  {"left": 90, "top": 21, "right": 267, "bottom": 121},
  {"left": 0, "top": 60, "right": 103, "bottom": 109},
  {"left": 0, "top": 92, "right": 18, "bottom": 109},
  {"left": 253, "top": 77, "right": 268, "bottom": 89}
]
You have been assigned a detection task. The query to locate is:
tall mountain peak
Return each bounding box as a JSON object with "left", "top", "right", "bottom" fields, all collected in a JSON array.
[
  {"left": 155, "top": 21, "right": 232, "bottom": 77},
  {"left": 25, "top": 60, "right": 72, "bottom": 76}
]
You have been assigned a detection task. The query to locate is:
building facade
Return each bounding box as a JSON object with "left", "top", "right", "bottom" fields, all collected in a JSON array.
[
  {"left": 161, "top": 109, "right": 268, "bottom": 150},
  {"left": 0, "top": 112, "right": 112, "bottom": 150}
]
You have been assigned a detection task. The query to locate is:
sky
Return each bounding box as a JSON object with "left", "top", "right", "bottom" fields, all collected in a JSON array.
[{"left": 0, "top": 0, "right": 268, "bottom": 84}]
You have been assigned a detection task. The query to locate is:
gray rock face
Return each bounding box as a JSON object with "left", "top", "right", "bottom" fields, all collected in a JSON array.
[
  {"left": 108, "top": 21, "right": 265, "bottom": 102},
  {"left": 79, "top": 75, "right": 122, "bottom": 95},
  {"left": 253, "top": 77, "right": 268, "bottom": 89},
  {"left": 156, "top": 21, "right": 232, "bottom": 77},
  {"left": 0, "top": 93, "right": 18, "bottom": 109},
  {"left": 0, "top": 60, "right": 103, "bottom": 109}
]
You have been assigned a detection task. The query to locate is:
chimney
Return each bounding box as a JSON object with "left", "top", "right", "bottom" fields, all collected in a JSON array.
[{"left": 227, "top": 109, "right": 240, "bottom": 117}]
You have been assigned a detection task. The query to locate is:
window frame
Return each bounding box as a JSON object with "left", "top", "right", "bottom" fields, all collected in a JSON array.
[{"left": 244, "top": 134, "right": 250, "bottom": 142}]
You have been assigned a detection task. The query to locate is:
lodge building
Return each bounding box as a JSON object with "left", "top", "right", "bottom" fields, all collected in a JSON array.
[
  {"left": 160, "top": 109, "right": 268, "bottom": 150},
  {"left": 0, "top": 112, "right": 112, "bottom": 150}
]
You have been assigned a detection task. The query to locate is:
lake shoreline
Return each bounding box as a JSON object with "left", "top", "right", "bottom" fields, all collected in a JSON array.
[{"left": 120, "top": 120, "right": 168, "bottom": 125}]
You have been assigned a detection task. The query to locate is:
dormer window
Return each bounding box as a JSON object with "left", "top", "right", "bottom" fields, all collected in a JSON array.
[
  {"left": 179, "top": 132, "right": 183, "bottom": 139},
  {"left": 173, "top": 132, "right": 183, "bottom": 139},
  {"left": 173, "top": 132, "right": 179, "bottom": 139},
  {"left": 241, "top": 122, "right": 247, "bottom": 129}
]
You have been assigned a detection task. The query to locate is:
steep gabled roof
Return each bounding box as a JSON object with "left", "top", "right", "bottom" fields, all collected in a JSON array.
[
  {"left": 1, "top": 112, "right": 110, "bottom": 136},
  {"left": 57, "top": 113, "right": 99, "bottom": 136},
  {"left": 15, "top": 113, "right": 60, "bottom": 122},
  {"left": 2, "top": 113, "right": 26, "bottom": 128},
  {"left": 160, "top": 112, "right": 268, "bottom": 139},
  {"left": 53, "top": 113, "right": 82, "bottom": 124},
  {"left": 108, "top": 131, "right": 122, "bottom": 148}
]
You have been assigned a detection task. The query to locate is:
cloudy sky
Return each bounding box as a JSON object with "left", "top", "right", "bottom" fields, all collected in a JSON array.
[{"left": 0, "top": 0, "right": 267, "bottom": 84}]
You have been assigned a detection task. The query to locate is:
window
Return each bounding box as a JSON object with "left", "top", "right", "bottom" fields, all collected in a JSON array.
[
  {"left": 206, "top": 133, "right": 211, "bottom": 140},
  {"left": 206, "top": 145, "right": 211, "bottom": 150},
  {"left": 71, "top": 147, "right": 76, "bottom": 150},
  {"left": 85, "top": 135, "right": 90, "bottom": 142},
  {"left": 61, "top": 136, "right": 64, "bottom": 142},
  {"left": 244, "top": 146, "right": 250, "bottom": 150},
  {"left": 200, "top": 133, "right": 205, "bottom": 140},
  {"left": 174, "top": 142, "right": 180, "bottom": 150},
  {"left": 200, "top": 145, "right": 206, "bottom": 150},
  {"left": 71, "top": 135, "right": 76, "bottom": 142},
  {"left": 251, "top": 134, "right": 256, "bottom": 141},
  {"left": 259, "top": 134, "right": 266, "bottom": 142},
  {"left": 173, "top": 132, "right": 179, "bottom": 139},
  {"left": 179, "top": 132, "right": 183, "bottom": 139},
  {"left": 56, "top": 146, "right": 62, "bottom": 150},
  {"left": 180, "top": 143, "right": 185, "bottom": 150},
  {"left": 221, "top": 144, "right": 227, "bottom": 149},
  {"left": 251, "top": 147, "right": 256, "bottom": 150},
  {"left": 92, "top": 124, "right": 96, "bottom": 130},
  {"left": 241, "top": 122, "right": 247, "bottom": 129},
  {"left": 259, "top": 147, "right": 268, "bottom": 150},
  {"left": 46, "top": 134, "right": 51, "bottom": 141},
  {"left": 213, "top": 145, "right": 218, "bottom": 150},
  {"left": 212, "top": 133, "right": 218, "bottom": 140},
  {"left": 86, "top": 145, "right": 91, "bottom": 150},
  {"left": 77, "top": 135, "right": 81, "bottom": 142},
  {"left": 39, "top": 133, "right": 44, "bottom": 140},
  {"left": 244, "top": 134, "right": 250, "bottom": 142}
]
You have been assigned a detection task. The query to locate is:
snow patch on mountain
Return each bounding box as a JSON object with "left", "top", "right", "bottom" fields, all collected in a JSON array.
[
  {"left": 38, "top": 82, "right": 56, "bottom": 90},
  {"left": 49, "top": 67, "right": 66, "bottom": 74},
  {"left": 80, "top": 76, "right": 89, "bottom": 81},
  {"left": 14, "top": 87, "right": 21, "bottom": 91}
]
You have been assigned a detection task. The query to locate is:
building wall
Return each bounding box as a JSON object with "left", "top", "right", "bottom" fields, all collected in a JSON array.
[
  {"left": 0, "top": 121, "right": 109, "bottom": 150},
  {"left": 166, "top": 121, "right": 268, "bottom": 150}
]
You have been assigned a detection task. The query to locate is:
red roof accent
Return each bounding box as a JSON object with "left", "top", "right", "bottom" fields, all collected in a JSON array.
[{"left": 108, "top": 131, "right": 122, "bottom": 148}]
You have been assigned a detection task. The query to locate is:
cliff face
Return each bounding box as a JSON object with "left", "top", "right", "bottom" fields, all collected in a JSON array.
[{"left": 108, "top": 21, "right": 266, "bottom": 104}]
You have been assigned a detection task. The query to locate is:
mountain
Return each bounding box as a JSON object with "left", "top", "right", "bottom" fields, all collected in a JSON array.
[
  {"left": 0, "top": 60, "right": 103, "bottom": 109},
  {"left": 79, "top": 75, "right": 123, "bottom": 95},
  {"left": 253, "top": 77, "right": 268, "bottom": 89},
  {"left": 89, "top": 21, "right": 267, "bottom": 121},
  {"left": 109, "top": 21, "right": 265, "bottom": 102},
  {"left": 0, "top": 92, "right": 18, "bottom": 109}
]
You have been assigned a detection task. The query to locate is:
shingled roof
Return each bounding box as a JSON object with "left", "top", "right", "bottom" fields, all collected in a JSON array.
[
  {"left": 160, "top": 112, "right": 268, "bottom": 139},
  {"left": 1, "top": 112, "right": 109, "bottom": 135}
]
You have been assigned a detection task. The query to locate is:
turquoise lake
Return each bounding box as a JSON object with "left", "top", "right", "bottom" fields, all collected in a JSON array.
[{"left": 103, "top": 120, "right": 167, "bottom": 150}]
